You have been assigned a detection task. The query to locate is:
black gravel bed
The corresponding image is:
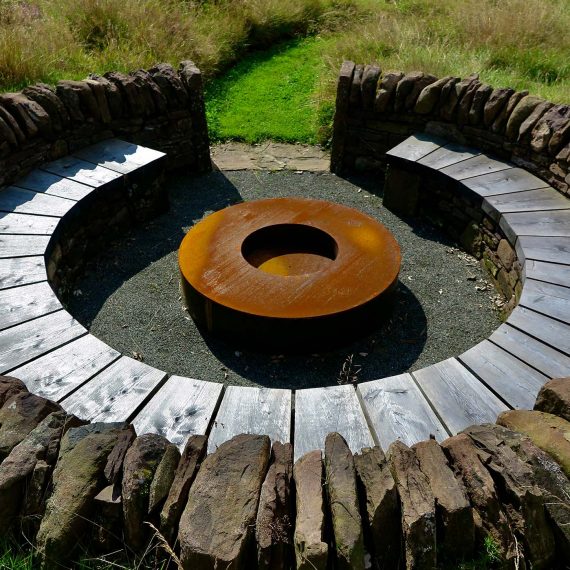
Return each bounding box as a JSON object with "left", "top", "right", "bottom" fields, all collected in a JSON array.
[{"left": 68, "top": 169, "right": 501, "bottom": 389}]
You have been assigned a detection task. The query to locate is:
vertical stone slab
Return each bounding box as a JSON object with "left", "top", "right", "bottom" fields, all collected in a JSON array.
[
  {"left": 330, "top": 61, "right": 356, "bottom": 174},
  {"left": 413, "top": 439, "right": 475, "bottom": 562},
  {"left": 256, "top": 441, "right": 294, "bottom": 570},
  {"left": 122, "top": 433, "right": 170, "bottom": 551},
  {"left": 293, "top": 450, "right": 328, "bottom": 570},
  {"left": 387, "top": 441, "right": 436, "bottom": 570},
  {"left": 324, "top": 433, "right": 364, "bottom": 570},
  {"left": 160, "top": 434, "right": 207, "bottom": 544},
  {"left": 354, "top": 446, "right": 402, "bottom": 569},
  {"left": 441, "top": 433, "right": 516, "bottom": 564},
  {"left": 179, "top": 434, "right": 270, "bottom": 569}
]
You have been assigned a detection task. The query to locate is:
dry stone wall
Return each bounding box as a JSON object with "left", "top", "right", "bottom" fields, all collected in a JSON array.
[
  {"left": 331, "top": 62, "right": 570, "bottom": 195},
  {"left": 1, "top": 374, "right": 569, "bottom": 569},
  {"left": 0, "top": 61, "right": 211, "bottom": 188}
]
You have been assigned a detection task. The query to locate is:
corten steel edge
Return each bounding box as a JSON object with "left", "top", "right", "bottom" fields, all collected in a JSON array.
[{"left": 178, "top": 197, "right": 402, "bottom": 351}]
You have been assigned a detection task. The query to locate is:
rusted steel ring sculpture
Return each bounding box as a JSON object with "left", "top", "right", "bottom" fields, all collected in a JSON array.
[{"left": 179, "top": 197, "right": 401, "bottom": 351}]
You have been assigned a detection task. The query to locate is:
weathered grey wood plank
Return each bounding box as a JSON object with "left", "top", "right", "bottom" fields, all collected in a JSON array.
[
  {"left": 208, "top": 385, "right": 291, "bottom": 453},
  {"left": 0, "top": 256, "right": 46, "bottom": 289},
  {"left": 0, "top": 187, "right": 76, "bottom": 218},
  {"left": 41, "top": 156, "right": 123, "bottom": 188},
  {"left": 0, "top": 282, "right": 62, "bottom": 331},
  {"left": 15, "top": 169, "right": 94, "bottom": 201},
  {"left": 417, "top": 143, "right": 480, "bottom": 170},
  {"left": 10, "top": 334, "right": 120, "bottom": 401},
  {"left": 357, "top": 374, "right": 448, "bottom": 451},
  {"left": 461, "top": 168, "right": 549, "bottom": 197},
  {"left": 490, "top": 324, "right": 570, "bottom": 380},
  {"left": 516, "top": 235, "right": 570, "bottom": 265},
  {"left": 74, "top": 139, "right": 166, "bottom": 174},
  {"left": 439, "top": 154, "right": 511, "bottom": 181},
  {"left": 501, "top": 210, "right": 570, "bottom": 242},
  {"left": 294, "top": 384, "right": 374, "bottom": 462},
  {"left": 482, "top": 188, "right": 570, "bottom": 222},
  {"left": 0, "top": 211, "right": 58, "bottom": 235},
  {"left": 519, "top": 278, "right": 570, "bottom": 325},
  {"left": 0, "top": 310, "right": 86, "bottom": 373},
  {"left": 507, "top": 306, "right": 570, "bottom": 356},
  {"left": 412, "top": 358, "right": 508, "bottom": 434},
  {"left": 386, "top": 133, "right": 445, "bottom": 161},
  {"left": 134, "top": 376, "right": 223, "bottom": 450},
  {"left": 525, "top": 259, "right": 570, "bottom": 288},
  {"left": 61, "top": 356, "right": 167, "bottom": 423},
  {"left": 458, "top": 340, "right": 547, "bottom": 409},
  {"left": 0, "top": 235, "right": 50, "bottom": 258}
]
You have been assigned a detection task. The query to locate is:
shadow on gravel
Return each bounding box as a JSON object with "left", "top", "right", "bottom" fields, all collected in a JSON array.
[{"left": 198, "top": 280, "right": 427, "bottom": 389}]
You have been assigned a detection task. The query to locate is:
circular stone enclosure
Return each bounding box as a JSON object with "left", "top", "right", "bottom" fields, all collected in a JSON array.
[{"left": 178, "top": 197, "right": 402, "bottom": 351}]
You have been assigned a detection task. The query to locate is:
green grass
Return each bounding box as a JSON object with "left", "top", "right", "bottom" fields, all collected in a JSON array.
[{"left": 205, "top": 37, "right": 330, "bottom": 144}]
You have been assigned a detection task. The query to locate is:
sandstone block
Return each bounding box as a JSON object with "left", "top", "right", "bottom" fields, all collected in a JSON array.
[
  {"left": 179, "top": 434, "right": 270, "bottom": 569},
  {"left": 256, "top": 441, "right": 294, "bottom": 570},
  {"left": 148, "top": 441, "right": 180, "bottom": 514},
  {"left": 387, "top": 441, "right": 436, "bottom": 570},
  {"left": 354, "top": 446, "right": 401, "bottom": 568},
  {"left": 374, "top": 72, "right": 403, "bottom": 113},
  {"left": 534, "top": 377, "right": 570, "bottom": 421},
  {"left": 0, "top": 375, "right": 27, "bottom": 407},
  {"left": 293, "top": 450, "right": 328, "bottom": 570},
  {"left": 324, "top": 433, "right": 364, "bottom": 570},
  {"left": 160, "top": 434, "right": 207, "bottom": 544}
]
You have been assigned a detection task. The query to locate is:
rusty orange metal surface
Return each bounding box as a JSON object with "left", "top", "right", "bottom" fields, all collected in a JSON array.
[{"left": 179, "top": 198, "right": 401, "bottom": 345}]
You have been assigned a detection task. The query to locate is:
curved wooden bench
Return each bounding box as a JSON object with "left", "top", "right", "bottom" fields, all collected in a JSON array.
[{"left": 1, "top": 134, "right": 569, "bottom": 462}]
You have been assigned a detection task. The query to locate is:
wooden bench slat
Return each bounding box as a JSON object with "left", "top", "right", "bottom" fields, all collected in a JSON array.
[
  {"left": 490, "top": 324, "right": 570, "bottom": 380},
  {"left": 0, "top": 311, "right": 86, "bottom": 373},
  {"left": 0, "top": 211, "right": 58, "bottom": 235},
  {"left": 385, "top": 133, "right": 446, "bottom": 161},
  {"left": 439, "top": 154, "right": 511, "bottom": 181},
  {"left": 61, "top": 356, "right": 167, "bottom": 423},
  {"left": 134, "top": 376, "right": 223, "bottom": 450},
  {"left": 0, "top": 187, "right": 76, "bottom": 218},
  {"left": 294, "top": 384, "right": 374, "bottom": 462},
  {"left": 41, "top": 156, "right": 123, "bottom": 188},
  {"left": 507, "top": 306, "right": 570, "bottom": 356},
  {"left": 358, "top": 374, "right": 448, "bottom": 451},
  {"left": 482, "top": 188, "right": 570, "bottom": 222},
  {"left": 74, "top": 139, "right": 166, "bottom": 175},
  {"left": 516, "top": 236, "right": 570, "bottom": 265},
  {"left": 0, "top": 282, "right": 62, "bottom": 331},
  {"left": 15, "top": 170, "right": 94, "bottom": 201},
  {"left": 208, "top": 386, "right": 291, "bottom": 453},
  {"left": 502, "top": 210, "right": 570, "bottom": 242},
  {"left": 10, "top": 334, "right": 120, "bottom": 402},
  {"left": 417, "top": 143, "right": 480, "bottom": 170},
  {"left": 412, "top": 358, "right": 508, "bottom": 434},
  {"left": 0, "top": 235, "right": 50, "bottom": 258},
  {"left": 461, "top": 167, "right": 549, "bottom": 197},
  {"left": 525, "top": 260, "right": 570, "bottom": 288},
  {"left": 0, "top": 257, "right": 46, "bottom": 290},
  {"left": 519, "top": 279, "right": 570, "bottom": 325},
  {"left": 459, "top": 340, "right": 547, "bottom": 409}
]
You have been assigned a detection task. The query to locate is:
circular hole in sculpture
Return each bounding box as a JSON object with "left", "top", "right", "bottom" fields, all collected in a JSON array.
[{"left": 241, "top": 223, "right": 338, "bottom": 276}]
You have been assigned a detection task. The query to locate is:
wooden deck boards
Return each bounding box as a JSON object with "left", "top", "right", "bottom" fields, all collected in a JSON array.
[
  {"left": 358, "top": 374, "right": 448, "bottom": 451},
  {"left": 133, "top": 375, "right": 222, "bottom": 450},
  {"left": 458, "top": 340, "right": 547, "bottom": 409},
  {"left": 0, "top": 211, "right": 58, "bottom": 235},
  {"left": 10, "top": 334, "right": 121, "bottom": 402},
  {"left": 294, "top": 385, "right": 374, "bottom": 462},
  {"left": 0, "top": 256, "right": 46, "bottom": 289},
  {"left": 61, "top": 356, "right": 167, "bottom": 423},
  {"left": 0, "top": 281, "right": 62, "bottom": 331},
  {"left": 0, "top": 311, "right": 86, "bottom": 374},
  {"left": 15, "top": 169, "right": 94, "bottom": 201},
  {"left": 412, "top": 358, "right": 508, "bottom": 434},
  {"left": 207, "top": 386, "right": 291, "bottom": 453},
  {"left": 0, "top": 187, "right": 76, "bottom": 218}
]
